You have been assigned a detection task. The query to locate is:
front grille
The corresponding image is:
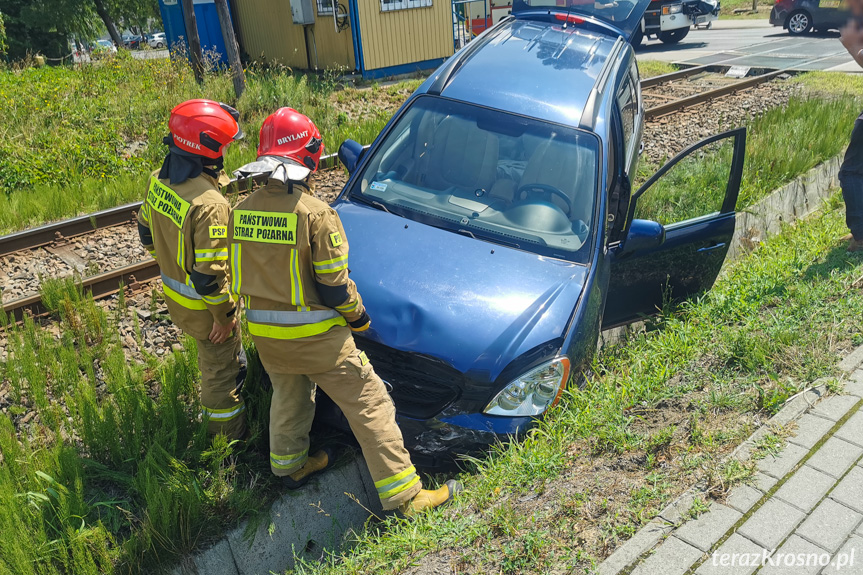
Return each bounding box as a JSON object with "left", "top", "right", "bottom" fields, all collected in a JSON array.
[{"left": 354, "top": 338, "right": 463, "bottom": 420}]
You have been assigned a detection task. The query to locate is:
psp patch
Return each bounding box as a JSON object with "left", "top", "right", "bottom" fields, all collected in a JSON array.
[
  {"left": 358, "top": 351, "right": 369, "bottom": 366},
  {"left": 209, "top": 225, "right": 228, "bottom": 239},
  {"left": 330, "top": 232, "right": 343, "bottom": 247}
]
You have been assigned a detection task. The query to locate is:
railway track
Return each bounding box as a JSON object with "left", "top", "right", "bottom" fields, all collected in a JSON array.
[
  {"left": 1, "top": 155, "right": 345, "bottom": 322},
  {"left": 1, "top": 68, "right": 791, "bottom": 324},
  {"left": 643, "top": 66, "right": 789, "bottom": 120}
]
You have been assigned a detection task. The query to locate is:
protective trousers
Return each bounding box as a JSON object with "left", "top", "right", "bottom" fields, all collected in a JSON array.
[
  {"left": 196, "top": 330, "right": 247, "bottom": 439},
  {"left": 266, "top": 341, "right": 422, "bottom": 510}
]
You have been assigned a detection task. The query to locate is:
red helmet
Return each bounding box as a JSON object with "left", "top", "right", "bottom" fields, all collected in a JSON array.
[
  {"left": 257, "top": 108, "right": 323, "bottom": 178},
  {"left": 168, "top": 99, "right": 243, "bottom": 160}
]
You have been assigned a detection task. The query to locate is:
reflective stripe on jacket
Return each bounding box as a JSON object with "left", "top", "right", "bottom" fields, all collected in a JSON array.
[
  {"left": 137, "top": 171, "right": 236, "bottom": 340},
  {"left": 229, "top": 179, "right": 366, "bottom": 374}
]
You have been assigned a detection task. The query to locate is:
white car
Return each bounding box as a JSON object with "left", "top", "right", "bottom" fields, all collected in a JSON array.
[{"left": 147, "top": 33, "right": 167, "bottom": 49}]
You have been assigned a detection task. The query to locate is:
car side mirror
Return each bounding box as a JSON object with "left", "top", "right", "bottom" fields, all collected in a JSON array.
[
  {"left": 338, "top": 139, "right": 365, "bottom": 174},
  {"left": 619, "top": 219, "right": 665, "bottom": 256}
]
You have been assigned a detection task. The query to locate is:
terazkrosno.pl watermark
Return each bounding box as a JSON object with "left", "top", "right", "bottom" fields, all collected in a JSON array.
[{"left": 711, "top": 548, "right": 856, "bottom": 570}]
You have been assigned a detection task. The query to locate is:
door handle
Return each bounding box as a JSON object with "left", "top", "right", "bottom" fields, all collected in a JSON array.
[{"left": 697, "top": 242, "right": 726, "bottom": 253}]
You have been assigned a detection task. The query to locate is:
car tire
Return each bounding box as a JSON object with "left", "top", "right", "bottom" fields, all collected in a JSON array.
[
  {"left": 786, "top": 10, "right": 812, "bottom": 35},
  {"left": 156, "top": 42, "right": 164, "bottom": 48},
  {"left": 658, "top": 28, "right": 689, "bottom": 44},
  {"left": 630, "top": 26, "right": 644, "bottom": 47}
]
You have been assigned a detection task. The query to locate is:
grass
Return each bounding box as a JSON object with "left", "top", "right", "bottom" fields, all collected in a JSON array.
[
  {"left": 0, "top": 279, "right": 281, "bottom": 573},
  {"left": 0, "top": 54, "right": 416, "bottom": 234},
  {"left": 638, "top": 61, "right": 678, "bottom": 79},
  {"left": 279, "top": 198, "right": 863, "bottom": 574},
  {"left": 718, "top": 0, "right": 773, "bottom": 18},
  {"left": 3, "top": 193, "right": 860, "bottom": 574},
  {"left": 636, "top": 91, "right": 863, "bottom": 225}
]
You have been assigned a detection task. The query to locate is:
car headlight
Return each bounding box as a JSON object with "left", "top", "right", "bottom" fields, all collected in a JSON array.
[
  {"left": 484, "top": 358, "right": 571, "bottom": 416},
  {"left": 662, "top": 3, "right": 683, "bottom": 14}
]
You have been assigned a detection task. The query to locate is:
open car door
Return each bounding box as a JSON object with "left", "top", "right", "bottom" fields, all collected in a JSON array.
[{"left": 603, "top": 128, "right": 746, "bottom": 327}]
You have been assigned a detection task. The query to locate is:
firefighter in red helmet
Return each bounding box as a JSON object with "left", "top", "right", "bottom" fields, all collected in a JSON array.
[
  {"left": 137, "top": 99, "right": 247, "bottom": 439},
  {"left": 229, "top": 108, "right": 462, "bottom": 515}
]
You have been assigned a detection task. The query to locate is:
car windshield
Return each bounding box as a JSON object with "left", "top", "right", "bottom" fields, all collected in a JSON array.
[
  {"left": 348, "top": 96, "right": 600, "bottom": 262},
  {"left": 512, "top": 0, "right": 650, "bottom": 38}
]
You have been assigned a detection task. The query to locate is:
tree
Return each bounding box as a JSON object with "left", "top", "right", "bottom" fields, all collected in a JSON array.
[
  {"left": 0, "top": 11, "right": 7, "bottom": 54},
  {"left": 0, "top": 0, "right": 159, "bottom": 59}
]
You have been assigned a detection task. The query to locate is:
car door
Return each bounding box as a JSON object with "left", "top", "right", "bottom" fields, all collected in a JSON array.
[{"left": 603, "top": 127, "right": 746, "bottom": 328}]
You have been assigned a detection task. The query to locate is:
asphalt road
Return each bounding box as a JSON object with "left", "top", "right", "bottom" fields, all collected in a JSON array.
[{"left": 636, "top": 20, "right": 858, "bottom": 72}]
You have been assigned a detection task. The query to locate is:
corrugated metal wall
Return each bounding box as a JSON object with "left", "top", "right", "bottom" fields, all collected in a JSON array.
[
  {"left": 230, "top": 0, "right": 308, "bottom": 67},
  {"left": 358, "top": 3, "right": 453, "bottom": 72},
  {"left": 308, "top": 7, "right": 355, "bottom": 70}
]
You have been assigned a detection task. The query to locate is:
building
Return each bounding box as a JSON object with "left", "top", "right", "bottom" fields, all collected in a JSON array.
[{"left": 158, "top": 0, "right": 455, "bottom": 79}]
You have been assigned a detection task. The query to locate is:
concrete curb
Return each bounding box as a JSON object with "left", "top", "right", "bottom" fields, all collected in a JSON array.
[{"left": 170, "top": 452, "right": 383, "bottom": 575}]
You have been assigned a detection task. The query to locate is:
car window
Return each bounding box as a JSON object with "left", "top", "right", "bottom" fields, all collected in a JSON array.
[
  {"left": 513, "top": 0, "right": 651, "bottom": 38},
  {"left": 349, "top": 96, "right": 601, "bottom": 262}
]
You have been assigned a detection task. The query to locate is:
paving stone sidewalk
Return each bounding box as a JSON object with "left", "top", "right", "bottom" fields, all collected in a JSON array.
[{"left": 598, "top": 356, "right": 863, "bottom": 575}]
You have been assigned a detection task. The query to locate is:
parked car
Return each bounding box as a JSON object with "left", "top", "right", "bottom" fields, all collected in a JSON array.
[
  {"left": 122, "top": 33, "right": 143, "bottom": 49},
  {"left": 769, "top": 0, "right": 848, "bottom": 35},
  {"left": 147, "top": 32, "right": 166, "bottom": 49},
  {"left": 319, "top": 0, "right": 745, "bottom": 467},
  {"left": 90, "top": 39, "right": 117, "bottom": 57}
]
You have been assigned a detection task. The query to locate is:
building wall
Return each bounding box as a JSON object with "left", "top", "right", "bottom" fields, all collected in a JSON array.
[
  {"left": 230, "top": 0, "right": 354, "bottom": 69},
  {"left": 307, "top": 4, "right": 355, "bottom": 70},
  {"left": 230, "top": 0, "right": 309, "bottom": 68},
  {"left": 358, "top": 1, "right": 453, "bottom": 72}
]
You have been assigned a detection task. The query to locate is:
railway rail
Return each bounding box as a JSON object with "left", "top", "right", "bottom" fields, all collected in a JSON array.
[
  {"left": 1, "top": 68, "right": 790, "bottom": 323},
  {"left": 1, "top": 156, "right": 342, "bottom": 323}
]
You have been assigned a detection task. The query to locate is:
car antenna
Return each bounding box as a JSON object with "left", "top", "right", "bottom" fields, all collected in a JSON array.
[{"left": 563, "top": 1, "right": 576, "bottom": 28}]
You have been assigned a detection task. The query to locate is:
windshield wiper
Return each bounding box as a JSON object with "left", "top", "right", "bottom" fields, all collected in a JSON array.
[{"left": 371, "top": 201, "right": 391, "bottom": 214}]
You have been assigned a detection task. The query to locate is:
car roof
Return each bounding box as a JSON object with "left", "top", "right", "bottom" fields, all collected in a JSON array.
[{"left": 421, "top": 17, "right": 625, "bottom": 129}]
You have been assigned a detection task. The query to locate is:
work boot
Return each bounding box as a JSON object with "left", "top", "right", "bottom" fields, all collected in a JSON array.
[
  {"left": 399, "top": 479, "right": 463, "bottom": 518},
  {"left": 842, "top": 233, "right": 863, "bottom": 252},
  {"left": 283, "top": 447, "right": 335, "bottom": 489}
]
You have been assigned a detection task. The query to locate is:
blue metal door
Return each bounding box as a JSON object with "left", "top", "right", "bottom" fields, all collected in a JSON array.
[
  {"left": 603, "top": 128, "right": 747, "bottom": 327},
  {"left": 157, "top": 0, "right": 233, "bottom": 67}
]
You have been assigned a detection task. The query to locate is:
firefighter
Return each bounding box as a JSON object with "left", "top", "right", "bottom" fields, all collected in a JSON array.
[
  {"left": 228, "top": 108, "right": 461, "bottom": 515},
  {"left": 137, "top": 99, "right": 247, "bottom": 439}
]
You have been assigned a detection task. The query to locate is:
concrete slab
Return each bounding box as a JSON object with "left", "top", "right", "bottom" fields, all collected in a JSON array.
[
  {"left": 788, "top": 414, "right": 837, "bottom": 450},
  {"left": 836, "top": 411, "right": 863, "bottom": 449},
  {"left": 773, "top": 465, "right": 837, "bottom": 513},
  {"left": 837, "top": 346, "right": 863, "bottom": 373},
  {"left": 806, "top": 437, "right": 863, "bottom": 479},
  {"left": 598, "top": 519, "right": 674, "bottom": 575},
  {"left": 820, "top": 535, "right": 863, "bottom": 575},
  {"left": 227, "top": 456, "right": 382, "bottom": 575},
  {"left": 756, "top": 442, "right": 809, "bottom": 480},
  {"left": 674, "top": 503, "right": 742, "bottom": 552},
  {"left": 796, "top": 498, "right": 863, "bottom": 553},
  {"left": 830, "top": 466, "right": 863, "bottom": 514},
  {"left": 758, "top": 535, "right": 827, "bottom": 575},
  {"left": 726, "top": 484, "right": 764, "bottom": 514},
  {"left": 631, "top": 536, "right": 704, "bottom": 575},
  {"left": 810, "top": 396, "right": 861, "bottom": 423},
  {"left": 738, "top": 499, "right": 806, "bottom": 550},
  {"left": 695, "top": 533, "right": 765, "bottom": 575}
]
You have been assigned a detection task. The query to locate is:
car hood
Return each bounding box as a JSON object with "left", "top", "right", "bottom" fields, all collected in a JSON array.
[{"left": 335, "top": 201, "right": 588, "bottom": 382}]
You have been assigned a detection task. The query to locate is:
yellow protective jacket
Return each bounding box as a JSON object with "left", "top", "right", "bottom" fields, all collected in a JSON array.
[
  {"left": 228, "top": 179, "right": 369, "bottom": 375},
  {"left": 137, "top": 171, "right": 236, "bottom": 340}
]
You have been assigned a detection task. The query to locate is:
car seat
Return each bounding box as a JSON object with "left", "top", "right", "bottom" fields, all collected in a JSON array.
[
  {"left": 518, "top": 137, "right": 594, "bottom": 226},
  {"left": 416, "top": 115, "right": 500, "bottom": 193}
]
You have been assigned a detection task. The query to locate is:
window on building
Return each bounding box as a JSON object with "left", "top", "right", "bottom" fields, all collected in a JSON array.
[
  {"left": 381, "top": 0, "right": 432, "bottom": 12},
  {"left": 317, "top": 0, "right": 335, "bottom": 15}
]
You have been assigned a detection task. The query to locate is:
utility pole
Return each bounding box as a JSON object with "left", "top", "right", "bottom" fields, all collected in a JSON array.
[
  {"left": 214, "top": 0, "right": 246, "bottom": 98},
  {"left": 181, "top": 0, "right": 205, "bottom": 83}
]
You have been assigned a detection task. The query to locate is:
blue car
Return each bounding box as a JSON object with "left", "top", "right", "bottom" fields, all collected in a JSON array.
[{"left": 321, "top": 0, "right": 746, "bottom": 467}]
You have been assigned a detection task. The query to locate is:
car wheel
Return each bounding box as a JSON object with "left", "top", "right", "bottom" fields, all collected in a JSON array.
[
  {"left": 156, "top": 42, "right": 164, "bottom": 48},
  {"left": 786, "top": 10, "right": 812, "bottom": 35},
  {"left": 658, "top": 28, "right": 689, "bottom": 44},
  {"left": 630, "top": 26, "right": 644, "bottom": 47}
]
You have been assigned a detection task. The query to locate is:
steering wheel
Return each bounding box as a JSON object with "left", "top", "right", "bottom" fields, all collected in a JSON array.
[{"left": 516, "top": 183, "right": 572, "bottom": 217}]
